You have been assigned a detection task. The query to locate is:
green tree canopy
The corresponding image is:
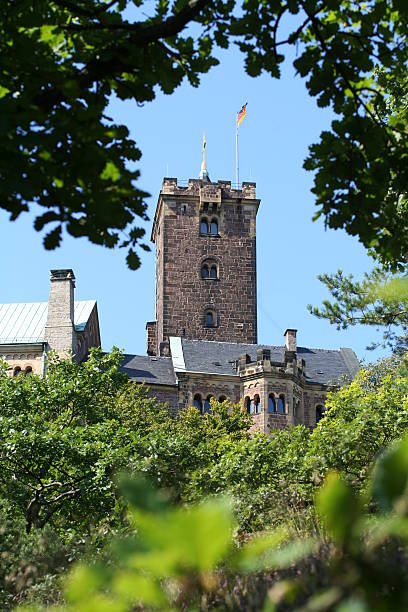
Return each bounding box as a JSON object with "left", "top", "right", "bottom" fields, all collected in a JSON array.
[{"left": 1, "top": 1, "right": 407, "bottom": 267}]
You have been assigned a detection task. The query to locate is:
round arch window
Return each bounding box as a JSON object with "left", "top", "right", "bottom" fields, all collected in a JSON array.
[
  {"left": 200, "top": 218, "right": 209, "bottom": 234},
  {"left": 193, "top": 394, "right": 202, "bottom": 412},
  {"left": 201, "top": 259, "right": 218, "bottom": 280},
  {"left": 210, "top": 218, "right": 218, "bottom": 235}
]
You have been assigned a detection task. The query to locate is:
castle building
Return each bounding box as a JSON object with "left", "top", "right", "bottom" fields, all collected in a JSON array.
[
  {"left": 0, "top": 269, "right": 100, "bottom": 376},
  {"left": 121, "top": 161, "right": 359, "bottom": 432},
  {"left": 0, "top": 161, "right": 359, "bottom": 432}
]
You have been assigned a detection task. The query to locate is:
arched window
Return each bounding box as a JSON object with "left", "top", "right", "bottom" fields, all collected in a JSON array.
[
  {"left": 25, "top": 366, "right": 33, "bottom": 376},
  {"left": 316, "top": 405, "right": 324, "bottom": 424},
  {"left": 200, "top": 218, "right": 209, "bottom": 234},
  {"left": 254, "top": 395, "right": 261, "bottom": 414},
  {"left": 245, "top": 397, "right": 251, "bottom": 414},
  {"left": 204, "top": 395, "right": 212, "bottom": 413},
  {"left": 205, "top": 309, "right": 216, "bottom": 327},
  {"left": 193, "top": 394, "right": 202, "bottom": 412},
  {"left": 277, "top": 394, "right": 285, "bottom": 414},
  {"left": 210, "top": 218, "right": 218, "bottom": 235},
  {"left": 268, "top": 394, "right": 276, "bottom": 413},
  {"left": 13, "top": 366, "right": 21, "bottom": 377},
  {"left": 201, "top": 259, "right": 218, "bottom": 280},
  {"left": 219, "top": 395, "right": 227, "bottom": 402}
]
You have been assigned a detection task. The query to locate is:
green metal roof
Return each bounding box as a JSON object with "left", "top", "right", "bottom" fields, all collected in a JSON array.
[{"left": 0, "top": 300, "right": 96, "bottom": 344}]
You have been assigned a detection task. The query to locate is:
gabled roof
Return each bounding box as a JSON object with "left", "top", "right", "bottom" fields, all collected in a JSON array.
[
  {"left": 120, "top": 354, "right": 177, "bottom": 386},
  {"left": 171, "top": 337, "right": 359, "bottom": 385},
  {"left": 0, "top": 301, "right": 96, "bottom": 344}
]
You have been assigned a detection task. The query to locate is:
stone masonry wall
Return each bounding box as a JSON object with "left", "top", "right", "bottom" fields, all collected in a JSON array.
[
  {"left": 147, "top": 384, "right": 179, "bottom": 415},
  {"left": 44, "top": 269, "right": 76, "bottom": 356},
  {"left": 146, "top": 321, "right": 157, "bottom": 356},
  {"left": 1, "top": 350, "right": 44, "bottom": 376},
  {"left": 152, "top": 180, "right": 258, "bottom": 348}
]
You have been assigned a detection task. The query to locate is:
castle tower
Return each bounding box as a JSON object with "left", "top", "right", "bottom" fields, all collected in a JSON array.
[{"left": 146, "top": 155, "right": 260, "bottom": 356}]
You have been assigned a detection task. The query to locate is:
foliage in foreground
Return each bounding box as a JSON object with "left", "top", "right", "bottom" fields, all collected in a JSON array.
[
  {"left": 20, "top": 433, "right": 408, "bottom": 612},
  {"left": 2, "top": 350, "right": 408, "bottom": 608},
  {"left": 1, "top": 1, "right": 407, "bottom": 267}
]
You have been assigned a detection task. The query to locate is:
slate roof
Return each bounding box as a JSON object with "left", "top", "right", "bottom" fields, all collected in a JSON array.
[
  {"left": 120, "top": 354, "right": 177, "bottom": 386},
  {"left": 176, "top": 338, "right": 359, "bottom": 385},
  {"left": 0, "top": 301, "right": 96, "bottom": 344}
]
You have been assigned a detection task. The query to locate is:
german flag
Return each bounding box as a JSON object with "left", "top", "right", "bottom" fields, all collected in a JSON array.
[{"left": 237, "top": 102, "right": 247, "bottom": 127}]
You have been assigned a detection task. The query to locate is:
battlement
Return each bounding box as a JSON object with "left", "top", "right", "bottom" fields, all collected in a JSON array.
[
  {"left": 238, "top": 350, "right": 306, "bottom": 380},
  {"left": 161, "top": 178, "right": 257, "bottom": 199}
]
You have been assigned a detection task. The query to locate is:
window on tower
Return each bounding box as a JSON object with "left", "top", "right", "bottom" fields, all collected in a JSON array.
[
  {"left": 254, "top": 395, "right": 261, "bottom": 414},
  {"left": 204, "top": 309, "right": 216, "bottom": 327},
  {"left": 201, "top": 259, "right": 219, "bottom": 280},
  {"left": 210, "top": 218, "right": 218, "bottom": 235},
  {"left": 268, "top": 394, "right": 276, "bottom": 413},
  {"left": 200, "top": 218, "right": 209, "bottom": 234}
]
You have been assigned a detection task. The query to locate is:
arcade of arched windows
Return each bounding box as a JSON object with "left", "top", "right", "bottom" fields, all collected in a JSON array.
[
  {"left": 242, "top": 392, "right": 288, "bottom": 415},
  {"left": 192, "top": 390, "right": 235, "bottom": 414}
]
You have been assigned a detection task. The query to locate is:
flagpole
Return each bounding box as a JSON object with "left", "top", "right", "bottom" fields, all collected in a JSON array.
[{"left": 236, "top": 118, "right": 239, "bottom": 187}]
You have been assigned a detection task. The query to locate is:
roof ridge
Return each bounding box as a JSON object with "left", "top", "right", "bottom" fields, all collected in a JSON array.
[{"left": 0, "top": 299, "right": 96, "bottom": 307}]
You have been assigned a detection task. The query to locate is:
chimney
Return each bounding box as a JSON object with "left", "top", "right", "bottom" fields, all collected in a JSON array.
[
  {"left": 256, "top": 348, "right": 271, "bottom": 364},
  {"left": 284, "top": 329, "right": 297, "bottom": 352},
  {"left": 238, "top": 353, "right": 251, "bottom": 373},
  {"left": 146, "top": 321, "right": 157, "bottom": 356},
  {"left": 44, "top": 269, "right": 76, "bottom": 356}
]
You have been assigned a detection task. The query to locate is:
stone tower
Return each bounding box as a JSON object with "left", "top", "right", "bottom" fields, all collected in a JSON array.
[{"left": 147, "top": 164, "right": 260, "bottom": 355}]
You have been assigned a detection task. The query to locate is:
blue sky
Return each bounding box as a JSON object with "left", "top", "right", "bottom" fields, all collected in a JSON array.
[{"left": 0, "top": 43, "right": 383, "bottom": 363}]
